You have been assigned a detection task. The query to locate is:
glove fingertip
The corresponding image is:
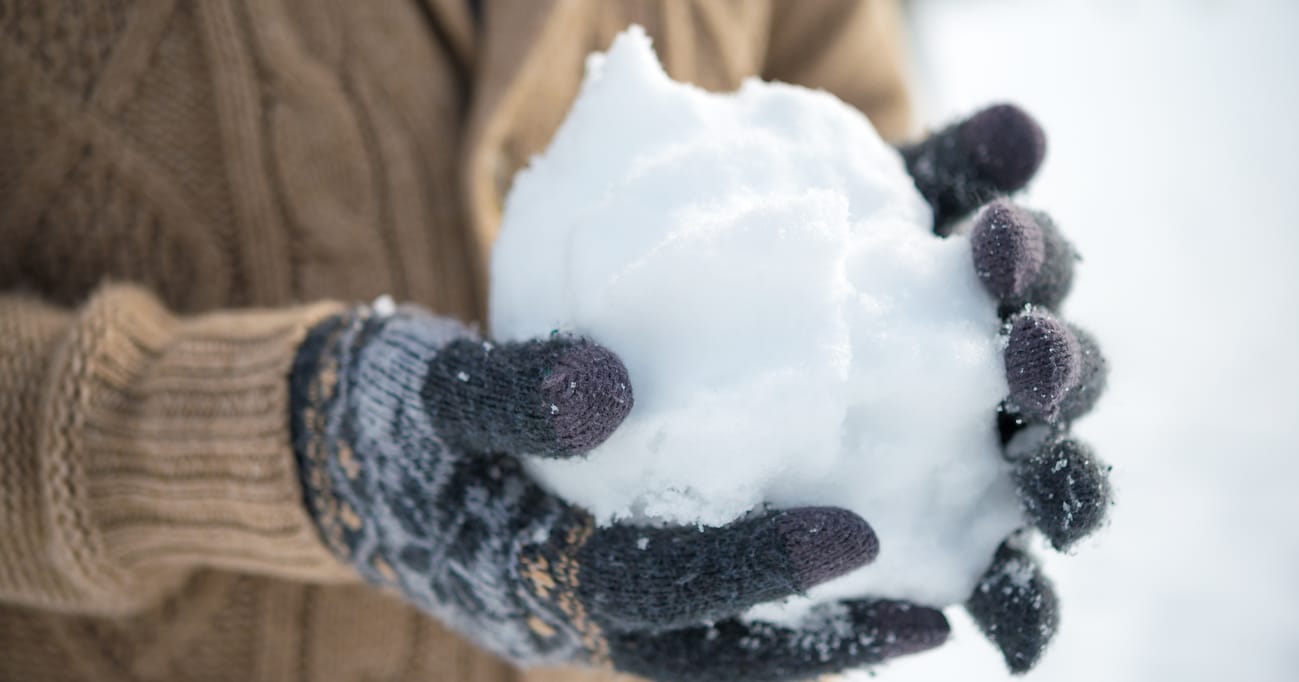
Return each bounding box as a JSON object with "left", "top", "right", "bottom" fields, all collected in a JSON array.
[
  {"left": 849, "top": 600, "right": 952, "bottom": 659},
  {"left": 958, "top": 104, "right": 1047, "bottom": 193},
  {"left": 424, "top": 336, "right": 633, "bottom": 458},
  {"left": 1016, "top": 437, "right": 1113, "bottom": 551},
  {"left": 967, "top": 542, "right": 1059, "bottom": 674},
  {"left": 542, "top": 339, "right": 634, "bottom": 456},
  {"left": 1004, "top": 312, "right": 1083, "bottom": 421},
  {"left": 972, "top": 199, "right": 1047, "bottom": 303},
  {"left": 779, "top": 507, "right": 879, "bottom": 590},
  {"left": 1057, "top": 324, "right": 1108, "bottom": 421}
]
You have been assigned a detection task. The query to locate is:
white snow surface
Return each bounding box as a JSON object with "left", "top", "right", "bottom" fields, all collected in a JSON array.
[
  {"left": 863, "top": 1, "right": 1299, "bottom": 681},
  {"left": 490, "top": 27, "right": 1023, "bottom": 612}
]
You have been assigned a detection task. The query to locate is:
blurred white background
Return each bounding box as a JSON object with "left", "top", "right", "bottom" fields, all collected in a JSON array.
[{"left": 849, "top": 1, "right": 1299, "bottom": 680}]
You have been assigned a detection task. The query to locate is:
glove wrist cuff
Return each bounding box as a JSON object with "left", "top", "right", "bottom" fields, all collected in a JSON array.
[{"left": 290, "top": 304, "right": 462, "bottom": 562}]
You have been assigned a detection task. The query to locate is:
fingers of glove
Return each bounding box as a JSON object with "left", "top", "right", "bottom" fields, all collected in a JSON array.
[
  {"left": 900, "top": 104, "right": 1046, "bottom": 234},
  {"left": 966, "top": 540, "right": 1059, "bottom": 674},
  {"left": 971, "top": 200, "right": 1077, "bottom": 313},
  {"left": 1057, "top": 325, "right": 1108, "bottom": 422},
  {"left": 1003, "top": 311, "right": 1108, "bottom": 423},
  {"left": 423, "top": 335, "right": 633, "bottom": 458},
  {"left": 1003, "top": 312, "right": 1080, "bottom": 421},
  {"left": 607, "top": 600, "right": 950, "bottom": 682},
  {"left": 1012, "top": 435, "right": 1113, "bottom": 551},
  {"left": 520, "top": 507, "right": 879, "bottom": 632}
]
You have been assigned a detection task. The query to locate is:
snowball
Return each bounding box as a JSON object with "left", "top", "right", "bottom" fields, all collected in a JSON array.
[{"left": 489, "top": 27, "right": 1024, "bottom": 616}]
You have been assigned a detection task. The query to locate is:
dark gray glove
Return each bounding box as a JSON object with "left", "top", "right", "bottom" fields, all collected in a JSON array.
[
  {"left": 286, "top": 104, "right": 1110, "bottom": 682},
  {"left": 902, "top": 104, "right": 1114, "bottom": 674},
  {"left": 289, "top": 308, "right": 945, "bottom": 682}
]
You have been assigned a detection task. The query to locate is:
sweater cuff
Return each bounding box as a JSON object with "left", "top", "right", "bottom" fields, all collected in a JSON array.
[{"left": 42, "top": 286, "right": 354, "bottom": 608}]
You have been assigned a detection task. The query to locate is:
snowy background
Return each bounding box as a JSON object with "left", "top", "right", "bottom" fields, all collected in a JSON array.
[{"left": 850, "top": 1, "right": 1299, "bottom": 680}]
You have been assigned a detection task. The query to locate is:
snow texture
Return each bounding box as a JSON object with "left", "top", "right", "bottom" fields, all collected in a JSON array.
[
  {"left": 871, "top": 1, "right": 1299, "bottom": 681},
  {"left": 490, "top": 27, "right": 1023, "bottom": 613}
]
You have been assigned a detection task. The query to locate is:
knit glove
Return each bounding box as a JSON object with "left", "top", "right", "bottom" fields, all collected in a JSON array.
[
  {"left": 287, "top": 104, "right": 1109, "bottom": 681},
  {"left": 290, "top": 305, "right": 949, "bottom": 682},
  {"left": 900, "top": 104, "right": 1114, "bottom": 673}
]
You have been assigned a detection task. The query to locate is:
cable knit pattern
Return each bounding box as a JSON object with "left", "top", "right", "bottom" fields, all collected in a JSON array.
[
  {"left": 0, "top": 0, "right": 473, "bottom": 314},
  {"left": 0, "top": 1, "right": 919, "bottom": 680}
]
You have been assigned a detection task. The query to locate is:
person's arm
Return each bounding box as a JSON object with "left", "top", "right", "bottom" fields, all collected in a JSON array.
[
  {"left": 763, "top": 0, "right": 914, "bottom": 141},
  {"left": 0, "top": 285, "right": 355, "bottom": 616}
]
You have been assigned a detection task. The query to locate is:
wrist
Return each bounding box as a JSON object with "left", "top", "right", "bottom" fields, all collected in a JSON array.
[{"left": 291, "top": 303, "right": 465, "bottom": 562}]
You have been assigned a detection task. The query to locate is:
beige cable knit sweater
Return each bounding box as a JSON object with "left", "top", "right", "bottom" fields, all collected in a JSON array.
[{"left": 0, "top": 1, "right": 912, "bottom": 679}]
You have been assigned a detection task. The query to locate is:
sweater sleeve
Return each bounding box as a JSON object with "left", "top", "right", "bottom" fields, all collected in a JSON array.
[
  {"left": 0, "top": 285, "right": 356, "bottom": 616},
  {"left": 763, "top": 0, "right": 915, "bottom": 142}
]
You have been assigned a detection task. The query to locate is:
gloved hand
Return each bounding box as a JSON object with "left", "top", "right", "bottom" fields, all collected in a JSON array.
[
  {"left": 288, "top": 104, "right": 1110, "bottom": 682},
  {"left": 289, "top": 306, "right": 947, "bottom": 682},
  {"left": 901, "top": 104, "right": 1113, "bottom": 673}
]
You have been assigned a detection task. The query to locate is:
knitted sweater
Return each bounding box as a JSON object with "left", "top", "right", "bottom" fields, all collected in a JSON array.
[{"left": 0, "top": 1, "right": 912, "bottom": 680}]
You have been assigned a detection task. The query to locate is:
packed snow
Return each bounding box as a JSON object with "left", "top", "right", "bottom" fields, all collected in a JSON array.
[{"left": 490, "top": 27, "right": 1024, "bottom": 613}]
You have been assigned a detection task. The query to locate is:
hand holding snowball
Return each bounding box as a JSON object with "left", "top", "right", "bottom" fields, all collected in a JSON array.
[
  {"left": 289, "top": 305, "right": 940, "bottom": 681},
  {"left": 289, "top": 31, "right": 1112, "bottom": 682}
]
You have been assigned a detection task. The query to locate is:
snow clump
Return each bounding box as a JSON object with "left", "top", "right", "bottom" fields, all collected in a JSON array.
[{"left": 490, "top": 27, "right": 1024, "bottom": 617}]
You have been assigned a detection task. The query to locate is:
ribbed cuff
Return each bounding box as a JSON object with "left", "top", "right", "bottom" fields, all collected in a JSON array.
[
  {"left": 41, "top": 286, "right": 354, "bottom": 610},
  {"left": 0, "top": 295, "right": 83, "bottom": 608}
]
